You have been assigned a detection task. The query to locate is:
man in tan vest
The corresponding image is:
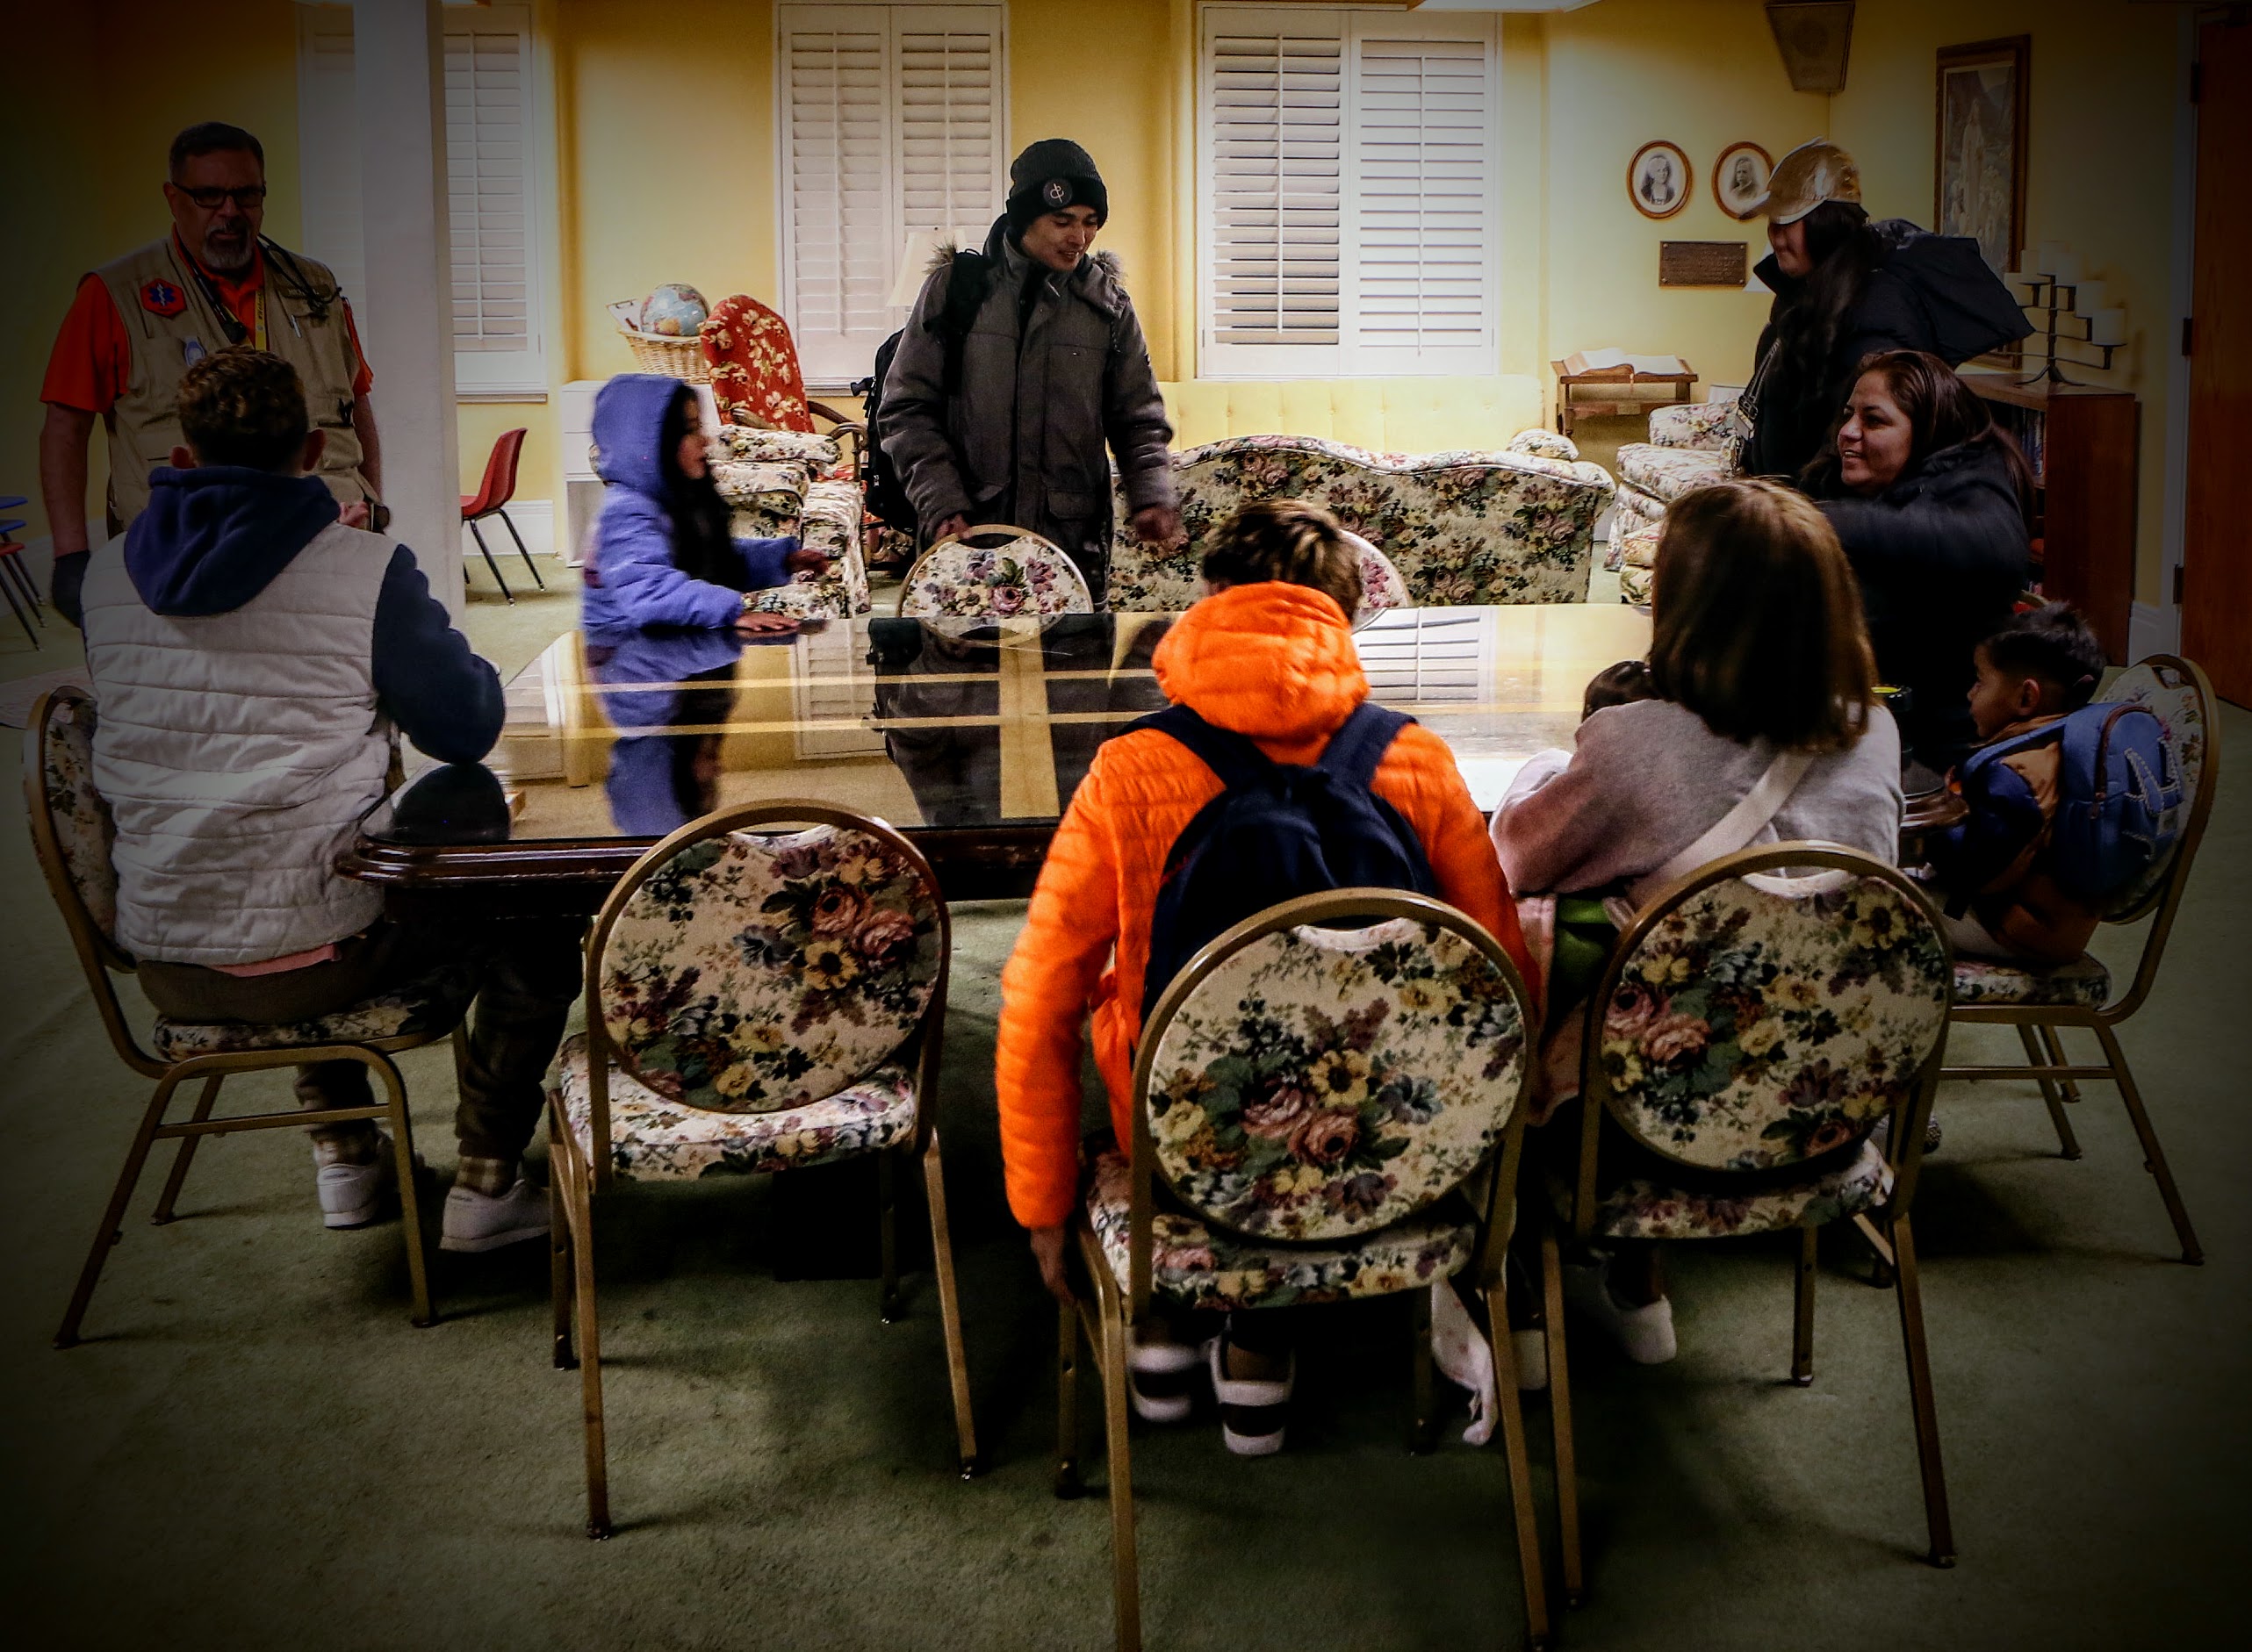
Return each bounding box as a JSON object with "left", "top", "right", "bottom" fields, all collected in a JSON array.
[{"left": 40, "top": 120, "right": 385, "bottom": 623}]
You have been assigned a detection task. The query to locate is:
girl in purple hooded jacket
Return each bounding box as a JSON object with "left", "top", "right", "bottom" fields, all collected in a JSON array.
[{"left": 582, "top": 374, "right": 825, "bottom": 631}]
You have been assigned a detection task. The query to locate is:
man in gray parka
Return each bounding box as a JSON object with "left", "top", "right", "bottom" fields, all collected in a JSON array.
[{"left": 881, "top": 138, "right": 1180, "bottom": 606}]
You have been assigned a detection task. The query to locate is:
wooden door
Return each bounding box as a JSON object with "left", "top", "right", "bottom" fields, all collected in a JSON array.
[{"left": 2184, "top": 19, "right": 2252, "bottom": 705}]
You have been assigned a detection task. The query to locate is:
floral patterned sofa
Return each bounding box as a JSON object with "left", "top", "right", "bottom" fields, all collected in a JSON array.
[
  {"left": 1607, "top": 399, "right": 1741, "bottom": 575},
  {"left": 1107, "top": 430, "right": 1615, "bottom": 610}
]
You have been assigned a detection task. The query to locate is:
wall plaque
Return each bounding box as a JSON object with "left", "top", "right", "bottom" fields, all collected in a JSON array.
[{"left": 1659, "top": 241, "right": 1750, "bottom": 288}]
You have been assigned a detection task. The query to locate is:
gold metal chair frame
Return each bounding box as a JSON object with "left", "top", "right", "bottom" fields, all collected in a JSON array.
[
  {"left": 1940, "top": 655, "right": 2219, "bottom": 1266},
  {"left": 26, "top": 687, "right": 448, "bottom": 1347},
  {"left": 1543, "top": 843, "right": 1959, "bottom": 1604},
  {"left": 549, "top": 799, "right": 977, "bottom": 1540},
  {"left": 895, "top": 523, "right": 1094, "bottom": 618},
  {"left": 1055, "top": 887, "right": 1555, "bottom": 1652}
]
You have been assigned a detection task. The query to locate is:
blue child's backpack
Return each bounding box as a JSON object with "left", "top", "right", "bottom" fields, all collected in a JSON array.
[
  {"left": 1961, "top": 701, "right": 2183, "bottom": 899},
  {"left": 1134, "top": 702, "right": 1439, "bottom": 1017}
]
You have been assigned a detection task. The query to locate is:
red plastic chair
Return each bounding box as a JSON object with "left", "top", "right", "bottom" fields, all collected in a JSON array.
[
  {"left": 462, "top": 429, "right": 543, "bottom": 603},
  {"left": 0, "top": 501, "right": 43, "bottom": 648}
]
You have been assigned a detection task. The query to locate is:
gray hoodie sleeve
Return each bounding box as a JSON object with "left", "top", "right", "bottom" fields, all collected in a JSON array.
[
  {"left": 1103, "top": 298, "right": 1176, "bottom": 515},
  {"left": 881, "top": 265, "right": 975, "bottom": 532}
]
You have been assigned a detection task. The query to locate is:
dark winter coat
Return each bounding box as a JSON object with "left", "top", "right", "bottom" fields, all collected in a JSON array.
[
  {"left": 1817, "top": 439, "right": 2032, "bottom": 771},
  {"left": 879, "top": 219, "right": 1175, "bottom": 587},
  {"left": 1743, "top": 219, "right": 2032, "bottom": 484}
]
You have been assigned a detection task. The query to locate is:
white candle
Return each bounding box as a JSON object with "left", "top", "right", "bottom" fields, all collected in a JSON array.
[
  {"left": 2086, "top": 308, "right": 2127, "bottom": 347},
  {"left": 2070, "top": 279, "right": 2108, "bottom": 312},
  {"left": 2047, "top": 251, "right": 2084, "bottom": 286}
]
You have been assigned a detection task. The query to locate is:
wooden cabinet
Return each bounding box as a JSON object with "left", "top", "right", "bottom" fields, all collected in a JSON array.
[{"left": 1963, "top": 376, "right": 2141, "bottom": 664}]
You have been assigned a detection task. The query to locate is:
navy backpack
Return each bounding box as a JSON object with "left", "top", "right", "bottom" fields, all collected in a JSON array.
[
  {"left": 1135, "top": 702, "right": 1439, "bottom": 1017},
  {"left": 1961, "top": 700, "right": 2183, "bottom": 899}
]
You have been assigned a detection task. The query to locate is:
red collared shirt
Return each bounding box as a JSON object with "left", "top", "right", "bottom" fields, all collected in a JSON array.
[{"left": 41, "top": 236, "right": 374, "bottom": 415}]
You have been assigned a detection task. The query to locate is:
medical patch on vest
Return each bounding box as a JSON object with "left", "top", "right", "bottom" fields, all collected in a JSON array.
[
  {"left": 1041, "top": 178, "right": 1071, "bottom": 207},
  {"left": 140, "top": 278, "right": 187, "bottom": 318}
]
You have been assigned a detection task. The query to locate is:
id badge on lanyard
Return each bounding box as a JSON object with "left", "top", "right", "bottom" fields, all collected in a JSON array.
[{"left": 251, "top": 288, "right": 268, "bottom": 352}]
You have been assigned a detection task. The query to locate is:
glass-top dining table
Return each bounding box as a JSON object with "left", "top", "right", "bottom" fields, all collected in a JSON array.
[{"left": 343, "top": 604, "right": 1657, "bottom": 912}]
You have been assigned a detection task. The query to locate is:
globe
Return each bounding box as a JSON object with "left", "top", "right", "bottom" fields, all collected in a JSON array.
[{"left": 641, "top": 284, "right": 709, "bottom": 338}]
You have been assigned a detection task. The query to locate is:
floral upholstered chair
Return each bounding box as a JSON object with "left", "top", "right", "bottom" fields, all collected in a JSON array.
[
  {"left": 1060, "top": 890, "right": 1553, "bottom": 1652},
  {"left": 26, "top": 688, "right": 470, "bottom": 1347},
  {"left": 1338, "top": 529, "right": 1412, "bottom": 624},
  {"left": 547, "top": 802, "right": 975, "bottom": 1537},
  {"left": 1107, "top": 433, "right": 1615, "bottom": 611},
  {"left": 1541, "top": 843, "right": 1956, "bottom": 1600},
  {"left": 1606, "top": 398, "right": 1742, "bottom": 578},
  {"left": 699, "top": 295, "right": 869, "bottom": 463},
  {"left": 897, "top": 527, "right": 1094, "bottom": 619},
  {"left": 1942, "top": 656, "right": 2218, "bottom": 1265}
]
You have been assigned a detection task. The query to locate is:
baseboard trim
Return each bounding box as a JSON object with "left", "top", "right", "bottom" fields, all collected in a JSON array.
[
  {"left": 460, "top": 499, "right": 554, "bottom": 560},
  {"left": 2128, "top": 600, "right": 2179, "bottom": 664}
]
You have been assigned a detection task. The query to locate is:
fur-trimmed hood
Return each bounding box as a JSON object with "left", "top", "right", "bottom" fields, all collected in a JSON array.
[{"left": 923, "top": 216, "right": 1131, "bottom": 320}]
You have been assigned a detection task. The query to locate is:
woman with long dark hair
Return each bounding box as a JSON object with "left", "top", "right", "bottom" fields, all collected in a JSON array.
[
  {"left": 1806, "top": 349, "right": 2036, "bottom": 771},
  {"left": 582, "top": 374, "right": 825, "bottom": 631},
  {"left": 1740, "top": 140, "right": 2030, "bottom": 485}
]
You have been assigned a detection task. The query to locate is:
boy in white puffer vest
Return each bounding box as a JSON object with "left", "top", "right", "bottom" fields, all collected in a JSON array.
[{"left": 80, "top": 348, "right": 580, "bottom": 1249}]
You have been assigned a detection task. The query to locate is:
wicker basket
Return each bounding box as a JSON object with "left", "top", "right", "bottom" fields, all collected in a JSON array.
[{"left": 609, "top": 298, "right": 712, "bottom": 382}]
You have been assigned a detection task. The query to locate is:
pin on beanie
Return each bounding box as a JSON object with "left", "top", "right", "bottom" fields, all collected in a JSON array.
[{"left": 1006, "top": 137, "right": 1108, "bottom": 232}]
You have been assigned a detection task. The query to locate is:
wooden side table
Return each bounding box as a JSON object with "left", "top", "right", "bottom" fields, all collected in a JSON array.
[{"left": 1552, "top": 362, "right": 1700, "bottom": 437}]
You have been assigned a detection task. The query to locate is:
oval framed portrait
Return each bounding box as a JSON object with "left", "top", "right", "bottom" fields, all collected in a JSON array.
[
  {"left": 1714, "top": 141, "right": 1774, "bottom": 221},
  {"left": 1628, "top": 140, "right": 1692, "bottom": 220}
]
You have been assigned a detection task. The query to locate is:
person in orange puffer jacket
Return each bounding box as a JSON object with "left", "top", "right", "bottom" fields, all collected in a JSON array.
[{"left": 995, "top": 499, "right": 1537, "bottom": 1452}]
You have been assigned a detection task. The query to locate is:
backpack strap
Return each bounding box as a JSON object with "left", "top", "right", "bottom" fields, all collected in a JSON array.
[
  {"left": 934, "top": 250, "right": 989, "bottom": 398},
  {"left": 1314, "top": 702, "right": 1415, "bottom": 793},
  {"left": 1130, "top": 704, "right": 1276, "bottom": 792}
]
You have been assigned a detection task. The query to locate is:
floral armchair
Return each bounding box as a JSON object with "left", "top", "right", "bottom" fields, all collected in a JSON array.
[
  {"left": 1108, "top": 431, "right": 1615, "bottom": 611},
  {"left": 1608, "top": 398, "right": 1743, "bottom": 576},
  {"left": 710, "top": 432, "right": 873, "bottom": 618}
]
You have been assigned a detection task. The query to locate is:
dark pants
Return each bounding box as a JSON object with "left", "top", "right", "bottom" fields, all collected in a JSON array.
[{"left": 139, "top": 915, "right": 586, "bottom": 1171}]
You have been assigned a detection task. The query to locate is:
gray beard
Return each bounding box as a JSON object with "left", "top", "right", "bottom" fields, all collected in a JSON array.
[{"left": 200, "top": 233, "right": 255, "bottom": 274}]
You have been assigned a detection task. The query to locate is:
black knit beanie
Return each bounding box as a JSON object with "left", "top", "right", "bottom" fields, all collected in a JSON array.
[{"left": 1005, "top": 138, "right": 1107, "bottom": 233}]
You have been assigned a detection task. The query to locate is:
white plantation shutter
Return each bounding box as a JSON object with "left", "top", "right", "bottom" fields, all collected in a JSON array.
[
  {"left": 780, "top": 4, "right": 1004, "bottom": 385},
  {"left": 446, "top": 5, "right": 543, "bottom": 391},
  {"left": 1200, "top": 6, "right": 1498, "bottom": 377}
]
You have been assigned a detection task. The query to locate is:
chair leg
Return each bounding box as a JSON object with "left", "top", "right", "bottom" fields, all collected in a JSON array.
[
  {"left": 368, "top": 1052, "right": 435, "bottom": 1328},
  {"left": 149, "top": 1074, "right": 225, "bottom": 1224},
  {"left": 468, "top": 520, "right": 514, "bottom": 604},
  {"left": 498, "top": 508, "right": 545, "bottom": 588},
  {"left": 2094, "top": 1022, "right": 2204, "bottom": 1265},
  {"left": 2, "top": 553, "right": 47, "bottom": 622},
  {"left": 1540, "top": 1221, "right": 1584, "bottom": 1609},
  {"left": 2018, "top": 1024, "right": 2083, "bottom": 1160},
  {"left": 1791, "top": 1223, "right": 1817, "bottom": 1386},
  {"left": 0, "top": 568, "right": 40, "bottom": 648},
  {"left": 1889, "top": 1214, "right": 1955, "bottom": 1567},
  {"left": 549, "top": 1154, "right": 578, "bottom": 1370},
  {"left": 2040, "top": 1024, "right": 2083, "bottom": 1105},
  {"left": 877, "top": 1148, "right": 903, "bottom": 1324},
  {"left": 1055, "top": 1298, "right": 1083, "bottom": 1498},
  {"left": 56, "top": 1073, "right": 183, "bottom": 1347},
  {"left": 1094, "top": 1292, "right": 1142, "bottom": 1652},
  {"left": 1483, "top": 1281, "right": 1556, "bottom": 1652},
  {"left": 1408, "top": 1284, "right": 1437, "bottom": 1454},
  {"left": 567, "top": 1170, "right": 612, "bottom": 1538},
  {"left": 919, "top": 1131, "right": 979, "bottom": 1477}
]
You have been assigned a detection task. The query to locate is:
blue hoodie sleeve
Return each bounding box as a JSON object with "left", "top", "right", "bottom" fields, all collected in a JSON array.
[
  {"left": 591, "top": 492, "right": 745, "bottom": 628},
  {"left": 371, "top": 546, "right": 506, "bottom": 763},
  {"left": 734, "top": 535, "right": 797, "bottom": 591}
]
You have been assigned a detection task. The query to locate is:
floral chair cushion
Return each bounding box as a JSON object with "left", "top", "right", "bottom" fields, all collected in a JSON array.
[
  {"left": 1598, "top": 873, "right": 1950, "bottom": 1172},
  {"left": 1950, "top": 953, "right": 2112, "bottom": 1009},
  {"left": 714, "top": 458, "right": 813, "bottom": 542},
  {"left": 1144, "top": 916, "right": 1526, "bottom": 1242},
  {"left": 749, "top": 478, "right": 871, "bottom": 620},
  {"left": 555, "top": 1033, "right": 917, "bottom": 1181},
  {"left": 1507, "top": 428, "right": 1581, "bottom": 463},
  {"left": 1084, "top": 1151, "right": 1474, "bottom": 1313},
  {"left": 1646, "top": 399, "right": 1745, "bottom": 452},
  {"left": 1562, "top": 1138, "right": 1892, "bottom": 1243},
  {"left": 35, "top": 693, "right": 119, "bottom": 945},
  {"left": 712, "top": 426, "right": 841, "bottom": 471},
  {"left": 2096, "top": 661, "right": 2207, "bottom": 916},
  {"left": 1619, "top": 564, "right": 1654, "bottom": 607},
  {"left": 1618, "top": 443, "right": 1734, "bottom": 504},
  {"left": 899, "top": 535, "right": 1094, "bottom": 618},
  {"left": 153, "top": 962, "right": 478, "bottom": 1061},
  {"left": 600, "top": 823, "right": 940, "bottom": 1114},
  {"left": 1108, "top": 434, "right": 1613, "bottom": 612},
  {"left": 702, "top": 294, "right": 816, "bottom": 434}
]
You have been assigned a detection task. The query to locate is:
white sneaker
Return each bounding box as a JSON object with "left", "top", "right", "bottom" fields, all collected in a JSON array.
[
  {"left": 316, "top": 1143, "right": 399, "bottom": 1229},
  {"left": 1126, "top": 1327, "right": 1202, "bottom": 1423},
  {"left": 441, "top": 1174, "right": 550, "bottom": 1253},
  {"left": 1562, "top": 1257, "right": 1678, "bottom": 1365},
  {"left": 1205, "top": 1330, "right": 1294, "bottom": 1456}
]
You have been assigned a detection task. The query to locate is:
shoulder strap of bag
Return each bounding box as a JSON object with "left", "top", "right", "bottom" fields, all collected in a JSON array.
[
  {"left": 1646, "top": 746, "right": 1817, "bottom": 890},
  {"left": 1313, "top": 701, "right": 1414, "bottom": 793},
  {"left": 1132, "top": 704, "right": 1276, "bottom": 793}
]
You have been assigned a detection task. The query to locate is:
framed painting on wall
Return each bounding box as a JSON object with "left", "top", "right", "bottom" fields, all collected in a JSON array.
[
  {"left": 1936, "top": 35, "right": 2031, "bottom": 271},
  {"left": 1714, "top": 142, "right": 1773, "bottom": 221},
  {"left": 1629, "top": 141, "right": 1691, "bottom": 220}
]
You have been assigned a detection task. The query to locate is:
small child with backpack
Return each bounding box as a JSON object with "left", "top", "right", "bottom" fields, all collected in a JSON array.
[
  {"left": 1930, "top": 602, "right": 2180, "bottom": 965},
  {"left": 994, "top": 499, "right": 1535, "bottom": 1455}
]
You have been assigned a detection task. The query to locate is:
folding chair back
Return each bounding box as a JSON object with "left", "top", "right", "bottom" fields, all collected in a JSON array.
[{"left": 898, "top": 528, "right": 1095, "bottom": 618}]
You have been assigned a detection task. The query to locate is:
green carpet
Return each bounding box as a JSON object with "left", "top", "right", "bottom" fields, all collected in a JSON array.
[{"left": 1, "top": 585, "right": 2244, "bottom": 1649}]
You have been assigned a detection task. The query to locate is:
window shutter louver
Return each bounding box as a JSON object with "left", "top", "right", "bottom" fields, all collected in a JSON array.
[
  {"left": 446, "top": 7, "right": 542, "bottom": 391},
  {"left": 780, "top": 4, "right": 1004, "bottom": 386}
]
